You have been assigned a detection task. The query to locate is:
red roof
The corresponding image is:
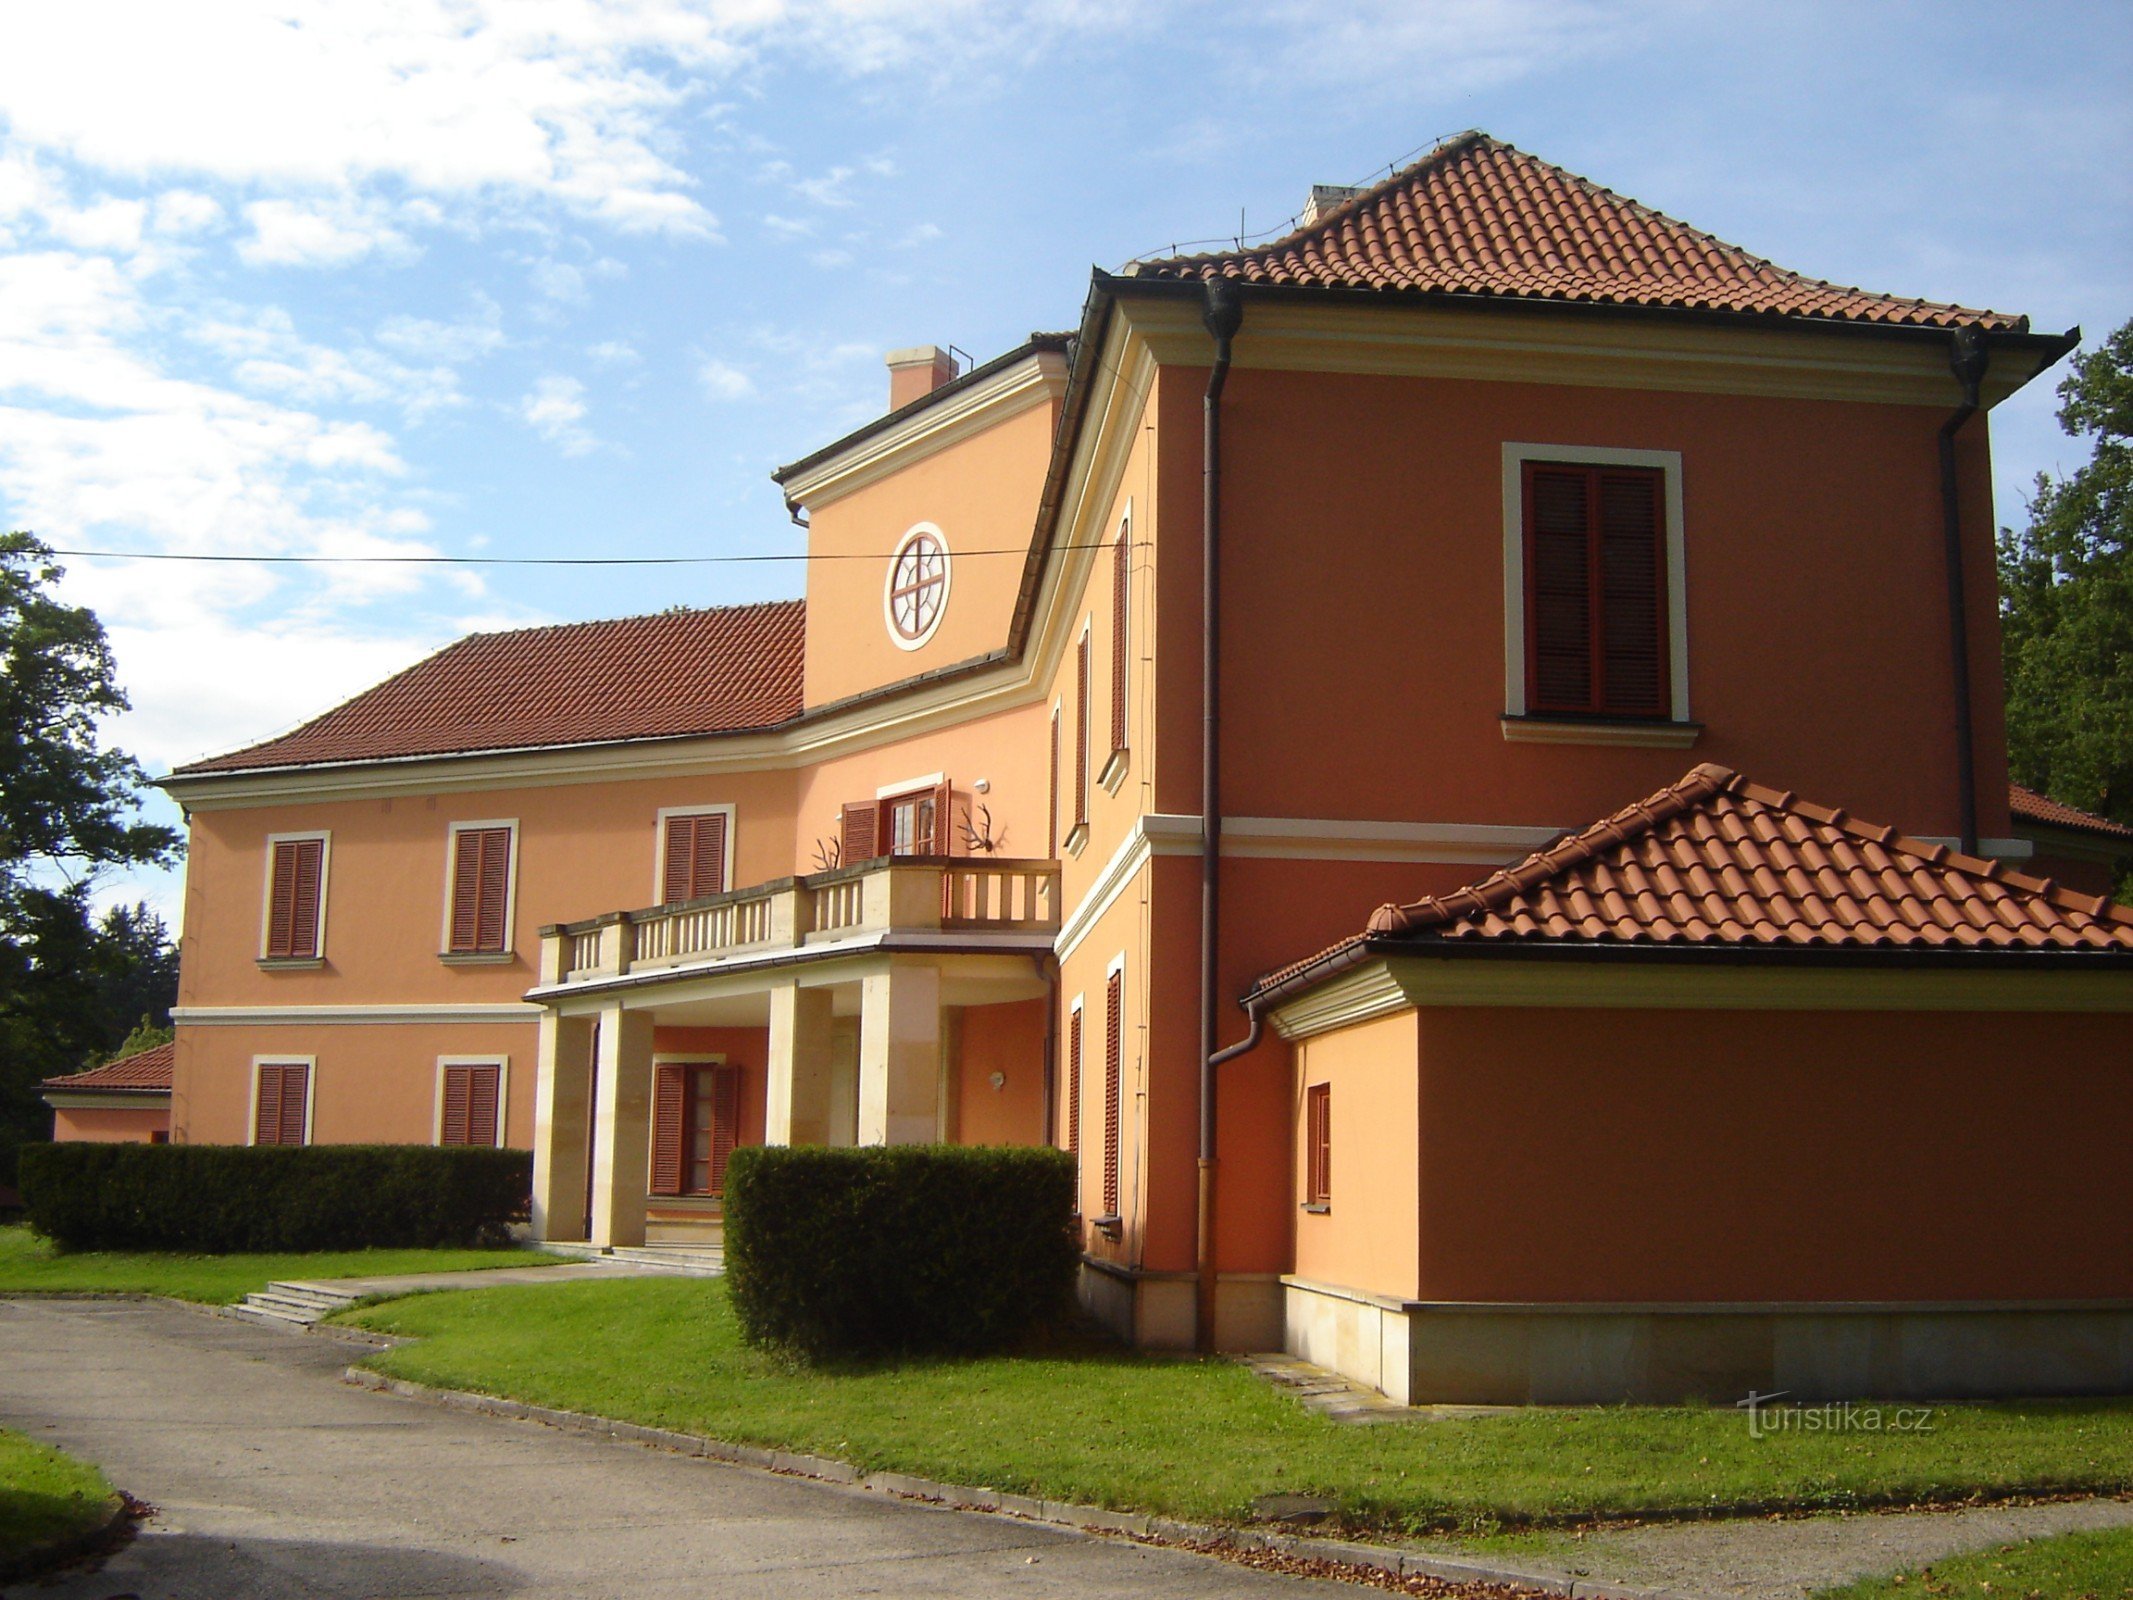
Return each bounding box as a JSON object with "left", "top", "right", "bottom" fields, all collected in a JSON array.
[
  {"left": 1134, "top": 132, "right": 2025, "bottom": 333},
  {"left": 175, "top": 600, "right": 805, "bottom": 774},
  {"left": 1257, "top": 764, "right": 2133, "bottom": 999},
  {"left": 2009, "top": 783, "right": 2133, "bottom": 842},
  {"left": 43, "top": 1041, "right": 174, "bottom": 1094}
]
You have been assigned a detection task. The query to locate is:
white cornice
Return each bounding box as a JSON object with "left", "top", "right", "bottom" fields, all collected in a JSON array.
[
  {"left": 1272, "top": 954, "right": 2133, "bottom": 1039},
  {"left": 173, "top": 1003, "right": 543, "bottom": 1026},
  {"left": 1054, "top": 813, "right": 1200, "bottom": 961},
  {"left": 1221, "top": 816, "right": 1561, "bottom": 865},
  {"left": 780, "top": 350, "right": 1070, "bottom": 510},
  {"left": 41, "top": 1089, "right": 172, "bottom": 1110}
]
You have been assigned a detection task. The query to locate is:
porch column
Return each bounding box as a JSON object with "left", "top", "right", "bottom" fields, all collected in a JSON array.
[
  {"left": 765, "top": 980, "right": 836, "bottom": 1146},
  {"left": 857, "top": 957, "right": 941, "bottom": 1146},
  {"left": 530, "top": 1011, "right": 596, "bottom": 1241},
  {"left": 588, "top": 1004, "right": 655, "bottom": 1248}
]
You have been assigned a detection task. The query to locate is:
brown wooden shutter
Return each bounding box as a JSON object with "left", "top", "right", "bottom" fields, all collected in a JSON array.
[
  {"left": 930, "top": 779, "right": 956, "bottom": 855},
  {"left": 650, "top": 1063, "right": 687, "bottom": 1195},
  {"left": 708, "top": 1066, "right": 741, "bottom": 1195},
  {"left": 279, "top": 1063, "right": 309, "bottom": 1145},
  {"left": 1074, "top": 633, "right": 1090, "bottom": 828},
  {"left": 255, "top": 1064, "right": 282, "bottom": 1144},
  {"left": 840, "top": 801, "right": 877, "bottom": 865},
  {"left": 1102, "top": 971, "right": 1122, "bottom": 1217},
  {"left": 441, "top": 1065, "right": 472, "bottom": 1145},
  {"left": 466, "top": 1064, "right": 501, "bottom": 1148},
  {"left": 1306, "top": 1082, "right": 1331, "bottom": 1205},
  {"left": 257, "top": 1062, "right": 308, "bottom": 1146},
  {"left": 450, "top": 827, "right": 512, "bottom": 953},
  {"left": 1110, "top": 532, "right": 1129, "bottom": 755},
  {"left": 1526, "top": 465, "right": 1594, "bottom": 713},
  {"left": 663, "top": 813, "right": 728, "bottom": 903},
  {"left": 267, "top": 838, "right": 323, "bottom": 958},
  {"left": 1597, "top": 470, "right": 1667, "bottom": 716},
  {"left": 1065, "top": 1006, "right": 1082, "bottom": 1161},
  {"left": 1048, "top": 710, "right": 1060, "bottom": 857}
]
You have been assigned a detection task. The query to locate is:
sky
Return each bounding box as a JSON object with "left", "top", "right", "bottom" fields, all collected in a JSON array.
[{"left": 1, "top": 0, "right": 2128, "bottom": 931}]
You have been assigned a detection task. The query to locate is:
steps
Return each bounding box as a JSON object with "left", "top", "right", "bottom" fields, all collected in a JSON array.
[
  {"left": 539, "top": 1242, "right": 725, "bottom": 1277},
  {"left": 228, "top": 1279, "right": 366, "bottom": 1329}
]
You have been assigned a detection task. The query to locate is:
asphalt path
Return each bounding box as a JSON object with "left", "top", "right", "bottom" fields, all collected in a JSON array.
[{"left": 0, "top": 1296, "right": 1325, "bottom": 1598}]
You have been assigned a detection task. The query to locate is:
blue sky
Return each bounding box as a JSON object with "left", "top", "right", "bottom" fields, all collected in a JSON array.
[{"left": 1, "top": 0, "right": 2127, "bottom": 927}]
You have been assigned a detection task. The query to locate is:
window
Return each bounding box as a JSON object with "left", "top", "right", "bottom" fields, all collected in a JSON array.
[
  {"left": 650, "top": 1062, "right": 741, "bottom": 1196},
  {"left": 1064, "top": 999, "right": 1083, "bottom": 1172},
  {"left": 883, "top": 523, "right": 951, "bottom": 649},
  {"left": 1305, "top": 1082, "right": 1331, "bottom": 1207},
  {"left": 438, "top": 1060, "right": 504, "bottom": 1147},
  {"left": 253, "top": 1060, "right": 311, "bottom": 1146},
  {"left": 263, "top": 835, "right": 326, "bottom": 960},
  {"left": 1073, "top": 628, "right": 1091, "bottom": 834},
  {"left": 446, "top": 823, "right": 515, "bottom": 955},
  {"left": 1048, "top": 706, "right": 1061, "bottom": 857},
  {"left": 1109, "top": 527, "right": 1130, "bottom": 759},
  {"left": 843, "top": 782, "right": 955, "bottom": 864},
  {"left": 1523, "top": 461, "right": 1668, "bottom": 718},
  {"left": 660, "top": 809, "right": 730, "bottom": 903},
  {"left": 1101, "top": 966, "right": 1123, "bottom": 1219}
]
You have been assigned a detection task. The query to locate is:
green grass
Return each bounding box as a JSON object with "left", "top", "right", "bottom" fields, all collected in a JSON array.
[
  {"left": 1817, "top": 1524, "right": 2133, "bottom": 1597},
  {"left": 0, "top": 1427, "right": 118, "bottom": 1569},
  {"left": 343, "top": 1277, "right": 2133, "bottom": 1537},
  {"left": 0, "top": 1223, "right": 551, "bottom": 1305}
]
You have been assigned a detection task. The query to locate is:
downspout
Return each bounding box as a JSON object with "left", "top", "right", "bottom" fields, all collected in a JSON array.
[
  {"left": 1938, "top": 326, "right": 1990, "bottom": 858},
  {"left": 1195, "top": 277, "right": 1244, "bottom": 1353}
]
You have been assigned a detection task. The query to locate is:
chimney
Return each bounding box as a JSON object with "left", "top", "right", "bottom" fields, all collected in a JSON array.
[
  {"left": 885, "top": 345, "right": 959, "bottom": 410},
  {"left": 1301, "top": 184, "right": 1365, "bottom": 227}
]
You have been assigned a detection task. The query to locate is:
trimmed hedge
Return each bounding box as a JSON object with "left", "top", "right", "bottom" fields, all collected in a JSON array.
[
  {"left": 723, "top": 1144, "right": 1077, "bottom": 1360},
  {"left": 18, "top": 1142, "right": 530, "bottom": 1253}
]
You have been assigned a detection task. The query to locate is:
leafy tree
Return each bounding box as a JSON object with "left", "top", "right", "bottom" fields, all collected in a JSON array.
[
  {"left": 0, "top": 532, "right": 182, "bottom": 1181},
  {"left": 1998, "top": 320, "right": 2133, "bottom": 837}
]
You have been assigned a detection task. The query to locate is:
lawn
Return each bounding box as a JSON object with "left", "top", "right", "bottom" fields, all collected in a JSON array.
[
  {"left": 0, "top": 1428, "right": 119, "bottom": 1573},
  {"left": 344, "top": 1277, "right": 2133, "bottom": 1537},
  {"left": 0, "top": 1223, "right": 550, "bottom": 1305},
  {"left": 1817, "top": 1523, "right": 2133, "bottom": 1597}
]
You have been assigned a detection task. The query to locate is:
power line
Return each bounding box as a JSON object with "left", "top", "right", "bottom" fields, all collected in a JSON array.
[{"left": 40, "top": 542, "right": 1129, "bottom": 568}]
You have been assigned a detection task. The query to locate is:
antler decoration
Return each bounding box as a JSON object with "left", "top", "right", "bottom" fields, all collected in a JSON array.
[
  {"left": 811, "top": 837, "right": 842, "bottom": 872},
  {"left": 959, "top": 800, "right": 1005, "bottom": 855}
]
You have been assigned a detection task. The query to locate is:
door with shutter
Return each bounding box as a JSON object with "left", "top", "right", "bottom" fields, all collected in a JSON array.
[
  {"left": 254, "top": 1061, "right": 310, "bottom": 1146},
  {"left": 650, "top": 1063, "right": 687, "bottom": 1195},
  {"left": 448, "top": 826, "right": 514, "bottom": 953},
  {"left": 439, "top": 1062, "right": 503, "bottom": 1147},
  {"left": 266, "top": 837, "right": 325, "bottom": 958},
  {"left": 1522, "top": 462, "right": 1668, "bottom": 718},
  {"left": 661, "top": 812, "right": 728, "bottom": 903}
]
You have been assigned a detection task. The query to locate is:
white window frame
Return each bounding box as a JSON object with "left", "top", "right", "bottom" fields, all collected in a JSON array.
[
  {"left": 248, "top": 1055, "right": 317, "bottom": 1146},
  {"left": 258, "top": 830, "right": 331, "bottom": 962},
  {"left": 652, "top": 804, "right": 737, "bottom": 903},
  {"left": 883, "top": 521, "right": 951, "bottom": 651},
  {"left": 1065, "top": 618, "right": 1093, "bottom": 857},
  {"left": 433, "top": 1055, "right": 510, "bottom": 1148},
  {"left": 439, "top": 818, "right": 521, "bottom": 959},
  {"left": 1103, "top": 501, "right": 1132, "bottom": 786},
  {"left": 1500, "top": 443, "right": 1689, "bottom": 721}
]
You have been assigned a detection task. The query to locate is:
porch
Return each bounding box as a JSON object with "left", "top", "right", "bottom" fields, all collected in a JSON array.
[{"left": 526, "top": 856, "right": 1060, "bottom": 1249}]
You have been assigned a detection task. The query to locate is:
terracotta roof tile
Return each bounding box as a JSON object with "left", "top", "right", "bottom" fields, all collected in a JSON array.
[
  {"left": 1256, "top": 764, "right": 2133, "bottom": 998},
  {"left": 174, "top": 600, "right": 804, "bottom": 774},
  {"left": 2008, "top": 783, "right": 2133, "bottom": 842},
  {"left": 1135, "top": 133, "right": 2025, "bottom": 333},
  {"left": 42, "top": 1041, "right": 174, "bottom": 1093}
]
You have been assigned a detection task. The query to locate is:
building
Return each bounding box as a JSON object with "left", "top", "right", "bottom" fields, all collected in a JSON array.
[
  {"left": 158, "top": 133, "right": 2133, "bottom": 1401},
  {"left": 41, "top": 1041, "right": 173, "bottom": 1143}
]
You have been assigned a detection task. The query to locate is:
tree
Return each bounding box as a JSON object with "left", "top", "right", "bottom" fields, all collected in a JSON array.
[
  {"left": 0, "top": 532, "right": 182, "bottom": 1180},
  {"left": 1998, "top": 319, "right": 2133, "bottom": 835}
]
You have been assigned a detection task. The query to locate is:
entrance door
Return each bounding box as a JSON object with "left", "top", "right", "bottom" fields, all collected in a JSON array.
[{"left": 651, "top": 1061, "right": 742, "bottom": 1197}]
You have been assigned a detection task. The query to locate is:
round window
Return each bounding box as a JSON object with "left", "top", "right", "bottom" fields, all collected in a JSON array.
[{"left": 884, "top": 523, "right": 950, "bottom": 649}]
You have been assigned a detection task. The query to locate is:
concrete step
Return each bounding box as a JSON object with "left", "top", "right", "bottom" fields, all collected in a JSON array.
[
  {"left": 228, "top": 1298, "right": 317, "bottom": 1328},
  {"left": 267, "top": 1280, "right": 365, "bottom": 1307},
  {"left": 602, "top": 1245, "right": 725, "bottom": 1277}
]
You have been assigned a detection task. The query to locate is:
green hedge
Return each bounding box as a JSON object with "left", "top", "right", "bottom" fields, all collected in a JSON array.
[
  {"left": 723, "top": 1144, "right": 1077, "bottom": 1360},
  {"left": 17, "top": 1143, "right": 531, "bottom": 1253}
]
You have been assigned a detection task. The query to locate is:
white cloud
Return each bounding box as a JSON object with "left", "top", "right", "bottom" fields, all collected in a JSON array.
[
  {"left": 587, "top": 339, "right": 640, "bottom": 366},
  {"left": 240, "top": 196, "right": 409, "bottom": 267},
  {"left": 376, "top": 300, "right": 506, "bottom": 365},
  {"left": 518, "top": 373, "right": 597, "bottom": 455},
  {"left": 697, "top": 357, "right": 754, "bottom": 400},
  {"left": 150, "top": 189, "right": 225, "bottom": 236}
]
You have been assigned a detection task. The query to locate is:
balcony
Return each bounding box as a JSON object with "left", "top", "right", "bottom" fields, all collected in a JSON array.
[{"left": 536, "top": 855, "right": 1060, "bottom": 994}]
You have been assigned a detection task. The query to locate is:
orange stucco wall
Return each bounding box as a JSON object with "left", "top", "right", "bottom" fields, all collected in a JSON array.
[
  {"left": 1292, "top": 1011, "right": 1419, "bottom": 1300},
  {"left": 955, "top": 998, "right": 1048, "bottom": 1145},
  {"left": 50, "top": 1104, "right": 169, "bottom": 1143},
  {"left": 174, "top": 1022, "right": 537, "bottom": 1147},
  {"left": 1404, "top": 1005, "right": 2133, "bottom": 1303},
  {"left": 801, "top": 394, "right": 1059, "bottom": 708}
]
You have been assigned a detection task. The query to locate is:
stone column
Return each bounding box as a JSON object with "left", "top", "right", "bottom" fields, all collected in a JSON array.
[
  {"left": 530, "top": 1011, "right": 597, "bottom": 1241},
  {"left": 857, "top": 958, "right": 941, "bottom": 1146},
  {"left": 587, "top": 1004, "right": 655, "bottom": 1248},
  {"left": 765, "top": 981, "right": 837, "bottom": 1146}
]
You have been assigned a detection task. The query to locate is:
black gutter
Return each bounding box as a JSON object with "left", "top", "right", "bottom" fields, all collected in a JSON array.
[
  {"left": 1938, "top": 327, "right": 1992, "bottom": 856},
  {"left": 1194, "top": 277, "right": 1243, "bottom": 1353}
]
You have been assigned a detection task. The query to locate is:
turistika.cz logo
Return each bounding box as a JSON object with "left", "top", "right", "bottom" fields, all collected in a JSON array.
[{"left": 1735, "top": 1391, "right": 1936, "bottom": 1439}]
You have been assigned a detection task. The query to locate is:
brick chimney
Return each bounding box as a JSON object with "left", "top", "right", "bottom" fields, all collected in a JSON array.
[{"left": 885, "top": 345, "right": 959, "bottom": 410}]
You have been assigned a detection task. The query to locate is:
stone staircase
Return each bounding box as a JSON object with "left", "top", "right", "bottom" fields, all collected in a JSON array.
[
  {"left": 229, "top": 1279, "right": 366, "bottom": 1330},
  {"left": 542, "top": 1242, "right": 726, "bottom": 1277}
]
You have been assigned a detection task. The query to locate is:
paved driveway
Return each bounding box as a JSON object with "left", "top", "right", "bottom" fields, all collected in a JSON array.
[{"left": 0, "top": 1297, "right": 1325, "bottom": 1598}]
